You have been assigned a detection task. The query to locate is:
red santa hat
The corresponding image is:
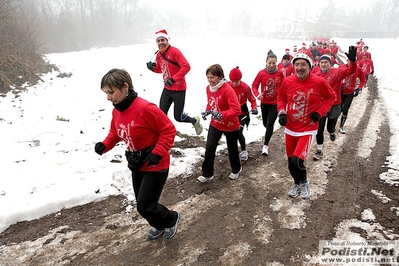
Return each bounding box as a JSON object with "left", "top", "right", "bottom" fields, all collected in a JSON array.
[
  {"left": 293, "top": 45, "right": 297, "bottom": 49},
  {"left": 285, "top": 48, "right": 290, "bottom": 52},
  {"left": 302, "top": 42, "right": 306, "bottom": 47},
  {"left": 155, "top": 29, "right": 170, "bottom": 41},
  {"left": 229, "top": 66, "right": 242, "bottom": 81}
]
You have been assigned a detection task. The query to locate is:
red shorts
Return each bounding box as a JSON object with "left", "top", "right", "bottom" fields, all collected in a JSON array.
[{"left": 285, "top": 133, "right": 315, "bottom": 160}]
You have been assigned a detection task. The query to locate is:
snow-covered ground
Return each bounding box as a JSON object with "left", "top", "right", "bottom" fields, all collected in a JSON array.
[{"left": 0, "top": 36, "right": 398, "bottom": 241}]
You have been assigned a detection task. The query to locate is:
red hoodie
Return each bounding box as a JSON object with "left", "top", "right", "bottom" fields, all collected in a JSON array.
[{"left": 102, "top": 97, "right": 176, "bottom": 171}]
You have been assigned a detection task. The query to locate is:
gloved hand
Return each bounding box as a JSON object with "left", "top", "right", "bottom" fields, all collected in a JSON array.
[
  {"left": 95, "top": 142, "right": 106, "bottom": 155},
  {"left": 345, "top": 46, "right": 357, "bottom": 62},
  {"left": 278, "top": 114, "right": 287, "bottom": 126},
  {"left": 251, "top": 109, "right": 258, "bottom": 115},
  {"left": 370, "top": 71, "right": 374, "bottom": 75},
  {"left": 211, "top": 111, "right": 222, "bottom": 120},
  {"left": 165, "top": 78, "right": 175, "bottom": 87},
  {"left": 309, "top": 112, "right": 321, "bottom": 121},
  {"left": 201, "top": 110, "right": 212, "bottom": 120},
  {"left": 146, "top": 61, "right": 156, "bottom": 71},
  {"left": 147, "top": 152, "right": 162, "bottom": 167},
  {"left": 354, "top": 88, "right": 360, "bottom": 97}
]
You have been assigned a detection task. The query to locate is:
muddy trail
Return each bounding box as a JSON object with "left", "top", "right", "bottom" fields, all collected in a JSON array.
[{"left": 1, "top": 75, "right": 398, "bottom": 266}]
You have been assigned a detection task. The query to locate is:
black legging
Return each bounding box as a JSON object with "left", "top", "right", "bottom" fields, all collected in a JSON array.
[
  {"left": 159, "top": 88, "right": 196, "bottom": 124},
  {"left": 202, "top": 125, "right": 241, "bottom": 177},
  {"left": 260, "top": 103, "right": 278, "bottom": 146},
  {"left": 340, "top": 93, "right": 354, "bottom": 127},
  {"left": 316, "top": 116, "right": 338, "bottom": 145}
]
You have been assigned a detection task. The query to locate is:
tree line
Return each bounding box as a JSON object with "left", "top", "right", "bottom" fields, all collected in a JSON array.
[{"left": 0, "top": 0, "right": 398, "bottom": 94}]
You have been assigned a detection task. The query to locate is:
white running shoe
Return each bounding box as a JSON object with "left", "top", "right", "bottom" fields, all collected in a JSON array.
[
  {"left": 240, "top": 150, "right": 248, "bottom": 161},
  {"left": 262, "top": 145, "right": 269, "bottom": 156},
  {"left": 197, "top": 175, "right": 214, "bottom": 183},
  {"left": 229, "top": 167, "right": 242, "bottom": 180}
]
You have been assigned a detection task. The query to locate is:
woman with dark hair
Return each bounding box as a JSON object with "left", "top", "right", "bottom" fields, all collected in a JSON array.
[
  {"left": 252, "top": 52, "right": 285, "bottom": 156},
  {"left": 94, "top": 68, "right": 180, "bottom": 240},
  {"left": 197, "top": 64, "right": 242, "bottom": 183}
]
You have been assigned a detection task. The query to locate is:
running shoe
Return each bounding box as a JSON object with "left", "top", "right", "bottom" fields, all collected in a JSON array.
[
  {"left": 313, "top": 150, "right": 323, "bottom": 160},
  {"left": 262, "top": 145, "right": 269, "bottom": 156},
  {"left": 240, "top": 150, "right": 248, "bottom": 161}
]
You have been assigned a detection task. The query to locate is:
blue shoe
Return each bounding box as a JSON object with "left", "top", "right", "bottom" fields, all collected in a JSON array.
[{"left": 164, "top": 212, "right": 180, "bottom": 240}]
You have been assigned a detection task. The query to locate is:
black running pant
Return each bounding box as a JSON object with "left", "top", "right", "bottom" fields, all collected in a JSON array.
[{"left": 159, "top": 88, "right": 196, "bottom": 124}]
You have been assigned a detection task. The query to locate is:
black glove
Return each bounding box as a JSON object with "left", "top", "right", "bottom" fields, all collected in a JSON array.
[
  {"left": 95, "top": 142, "right": 106, "bottom": 155},
  {"left": 211, "top": 111, "right": 222, "bottom": 120},
  {"left": 201, "top": 110, "right": 212, "bottom": 120},
  {"left": 251, "top": 109, "right": 258, "bottom": 115},
  {"left": 165, "top": 78, "right": 175, "bottom": 87},
  {"left": 146, "top": 61, "right": 156, "bottom": 71},
  {"left": 309, "top": 112, "right": 321, "bottom": 121},
  {"left": 147, "top": 152, "right": 162, "bottom": 166},
  {"left": 354, "top": 88, "right": 360, "bottom": 97},
  {"left": 345, "top": 46, "right": 357, "bottom": 62},
  {"left": 370, "top": 71, "right": 374, "bottom": 75},
  {"left": 278, "top": 114, "right": 287, "bottom": 126}
]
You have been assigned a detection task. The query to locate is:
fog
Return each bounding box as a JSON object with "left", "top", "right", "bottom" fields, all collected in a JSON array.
[{"left": 2, "top": 0, "right": 398, "bottom": 53}]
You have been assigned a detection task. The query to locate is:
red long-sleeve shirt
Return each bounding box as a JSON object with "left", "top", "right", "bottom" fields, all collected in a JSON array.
[
  {"left": 339, "top": 64, "right": 366, "bottom": 94},
  {"left": 358, "top": 58, "right": 374, "bottom": 76},
  {"left": 153, "top": 45, "right": 190, "bottom": 91},
  {"left": 251, "top": 69, "right": 285, "bottom": 105},
  {"left": 227, "top": 80, "right": 257, "bottom": 115},
  {"left": 313, "top": 61, "right": 357, "bottom": 105},
  {"left": 102, "top": 97, "right": 176, "bottom": 171},
  {"left": 277, "top": 73, "right": 336, "bottom": 133},
  {"left": 206, "top": 82, "right": 241, "bottom": 132}
]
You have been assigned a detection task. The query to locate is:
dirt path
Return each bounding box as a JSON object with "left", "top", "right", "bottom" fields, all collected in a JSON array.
[{"left": 1, "top": 75, "right": 398, "bottom": 266}]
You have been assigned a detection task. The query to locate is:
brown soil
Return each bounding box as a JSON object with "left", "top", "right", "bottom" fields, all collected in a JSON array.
[{"left": 0, "top": 75, "right": 398, "bottom": 266}]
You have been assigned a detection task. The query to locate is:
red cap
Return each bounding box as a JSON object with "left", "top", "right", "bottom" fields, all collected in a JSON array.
[
  {"left": 285, "top": 48, "right": 290, "bottom": 52},
  {"left": 229, "top": 66, "right": 242, "bottom": 81}
]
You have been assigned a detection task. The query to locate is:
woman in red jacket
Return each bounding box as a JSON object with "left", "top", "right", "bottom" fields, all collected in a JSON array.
[
  {"left": 197, "top": 64, "right": 242, "bottom": 183},
  {"left": 252, "top": 52, "right": 285, "bottom": 156},
  {"left": 94, "top": 69, "right": 179, "bottom": 240}
]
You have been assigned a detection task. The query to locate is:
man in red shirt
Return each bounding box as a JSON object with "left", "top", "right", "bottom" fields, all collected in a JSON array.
[
  {"left": 146, "top": 29, "right": 203, "bottom": 135},
  {"left": 338, "top": 59, "right": 366, "bottom": 134},
  {"left": 312, "top": 47, "right": 357, "bottom": 160},
  {"left": 358, "top": 52, "right": 374, "bottom": 85},
  {"left": 277, "top": 53, "right": 336, "bottom": 199}
]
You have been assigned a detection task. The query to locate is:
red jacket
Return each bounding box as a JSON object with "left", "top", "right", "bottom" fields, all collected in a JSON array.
[
  {"left": 339, "top": 64, "right": 366, "bottom": 94},
  {"left": 358, "top": 58, "right": 374, "bottom": 76},
  {"left": 277, "top": 73, "right": 336, "bottom": 133},
  {"left": 206, "top": 82, "right": 241, "bottom": 132},
  {"left": 227, "top": 80, "right": 257, "bottom": 114},
  {"left": 252, "top": 68, "right": 285, "bottom": 105},
  {"left": 313, "top": 61, "right": 357, "bottom": 105},
  {"left": 102, "top": 97, "right": 176, "bottom": 171},
  {"left": 153, "top": 45, "right": 190, "bottom": 91},
  {"left": 277, "top": 62, "right": 294, "bottom": 77}
]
